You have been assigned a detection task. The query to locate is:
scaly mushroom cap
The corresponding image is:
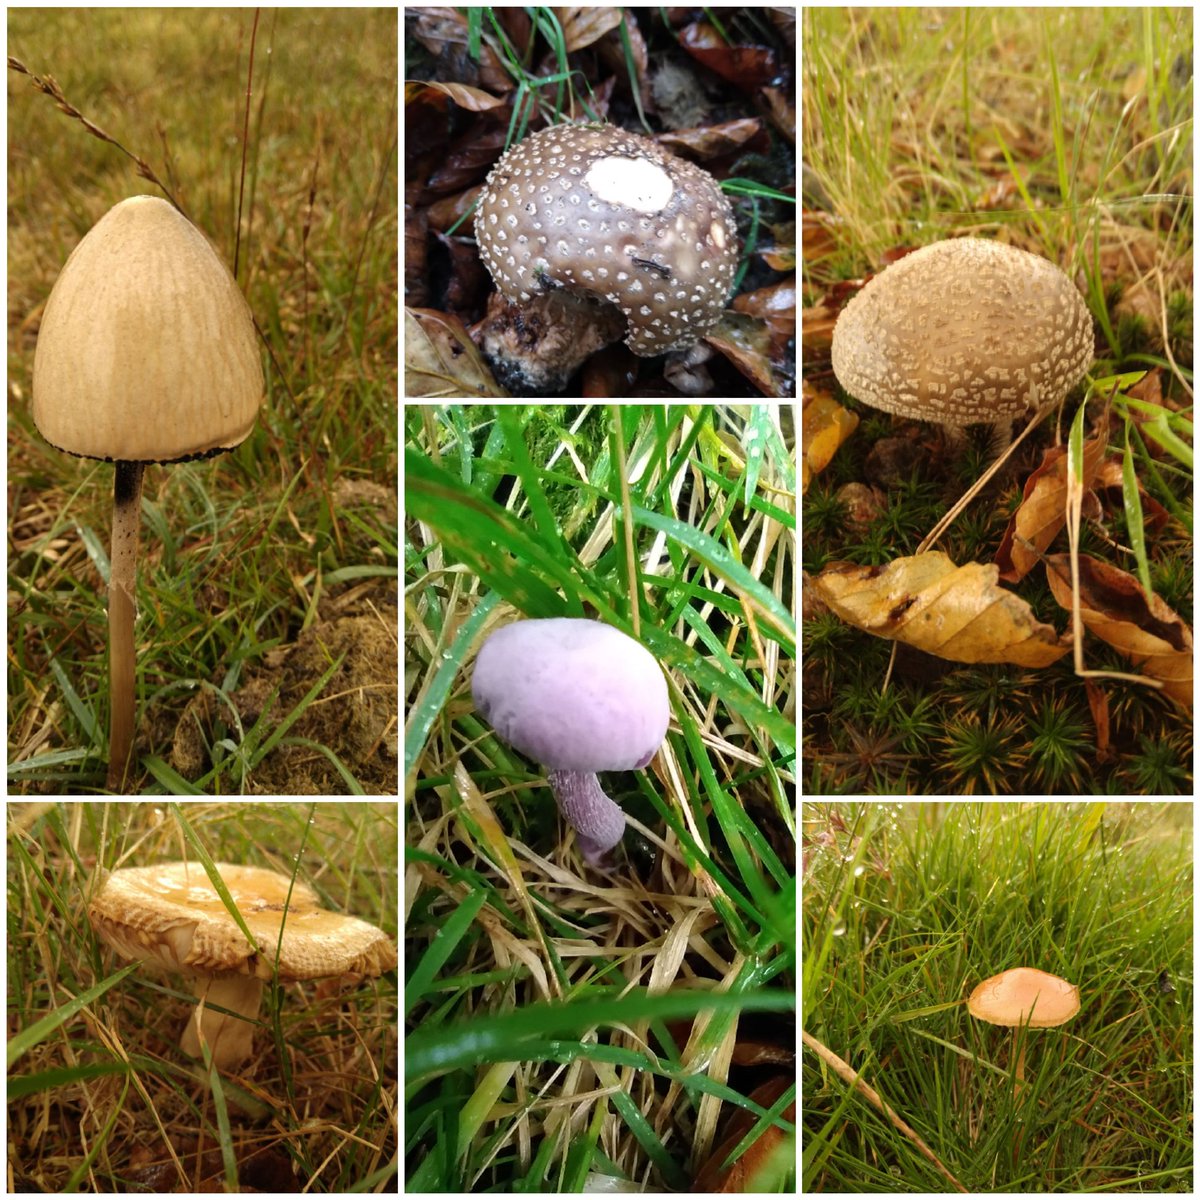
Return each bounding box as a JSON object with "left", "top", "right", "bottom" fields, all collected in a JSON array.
[
  {"left": 32, "top": 196, "right": 264, "bottom": 463},
  {"left": 472, "top": 618, "right": 669, "bottom": 773},
  {"left": 967, "top": 966, "right": 1080, "bottom": 1027},
  {"left": 475, "top": 124, "right": 739, "bottom": 356},
  {"left": 831, "top": 238, "right": 1094, "bottom": 425},
  {"left": 88, "top": 862, "right": 397, "bottom": 980}
]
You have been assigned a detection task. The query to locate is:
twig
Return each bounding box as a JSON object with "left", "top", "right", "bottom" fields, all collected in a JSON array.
[
  {"left": 802, "top": 1029, "right": 969, "bottom": 1193},
  {"left": 233, "top": 8, "right": 260, "bottom": 281}
]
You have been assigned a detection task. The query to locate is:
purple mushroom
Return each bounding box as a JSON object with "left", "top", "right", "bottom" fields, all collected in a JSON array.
[{"left": 471, "top": 618, "right": 670, "bottom": 863}]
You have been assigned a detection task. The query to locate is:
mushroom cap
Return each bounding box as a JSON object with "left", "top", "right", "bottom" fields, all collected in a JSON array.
[
  {"left": 831, "top": 238, "right": 1094, "bottom": 425},
  {"left": 967, "top": 966, "right": 1080, "bottom": 1027},
  {"left": 471, "top": 618, "right": 669, "bottom": 772},
  {"left": 32, "top": 196, "right": 264, "bottom": 463},
  {"left": 88, "top": 862, "right": 397, "bottom": 980},
  {"left": 474, "top": 123, "right": 739, "bottom": 356}
]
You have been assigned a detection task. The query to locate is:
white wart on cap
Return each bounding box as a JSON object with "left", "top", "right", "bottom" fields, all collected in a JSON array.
[
  {"left": 89, "top": 862, "right": 396, "bottom": 1070},
  {"left": 831, "top": 238, "right": 1094, "bottom": 426},
  {"left": 475, "top": 124, "right": 739, "bottom": 356},
  {"left": 32, "top": 195, "right": 263, "bottom": 463}
]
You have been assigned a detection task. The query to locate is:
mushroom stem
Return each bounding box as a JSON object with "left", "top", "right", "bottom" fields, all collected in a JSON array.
[
  {"left": 182, "top": 973, "right": 264, "bottom": 1070},
  {"left": 546, "top": 769, "right": 626, "bottom": 864},
  {"left": 106, "top": 460, "right": 145, "bottom": 792},
  {"left": 1013, "top": 1030, "right": 1026, "bottom": 1097}
]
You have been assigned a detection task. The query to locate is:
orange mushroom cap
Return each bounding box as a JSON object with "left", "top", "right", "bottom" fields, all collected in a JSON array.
[{"left": 968, "top": 966, "right": 1080, "bottom": 1027}]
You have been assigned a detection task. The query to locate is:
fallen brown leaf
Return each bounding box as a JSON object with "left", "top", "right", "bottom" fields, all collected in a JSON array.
[
  {"left": 407, "top": 8, "right": 510, "bottom": 93},
  {"left": 692, "top": 1075, "right": 795, "bottom": 1192},
  {"left": 404, "top": 308, "right": 504, "bottom": 398},
  {"left": 657, "top": 117, "right": 768, "bottom": 160},
  {"left": 1094, "top": 459, "right": 1170, "bottom": 534},
  {"left": 1045, "top": 554, "right": 1193, "bottom": 708},
  {"left": 801, "top": 208, "right": 840, "bottom": 265},
  {"left": 732, "top": 277, "right": 795, "bottom": 346},
  {"left": 557, "top": 5, "right": 625, "bottom": 52},
  {"left": 408, "top": 80, "right": 509, "bottom": 112},
  {"left": 800, "top": 303, "right": 837, "bottom": 352},
  {"left": 995, "top": 436, "right": 1106, "bottom": 582},
  {"left": 1084, "top": 678, "right": 1112, "bottom": 760},
  {"left": 678, "top": 20, "right": 780, "bottom": 88},
  {"left": 761, "top": 85, "right": 795, "bottom": 141},
  {"left": 704, "top": 311, "right": 791, "bottom": 397}
]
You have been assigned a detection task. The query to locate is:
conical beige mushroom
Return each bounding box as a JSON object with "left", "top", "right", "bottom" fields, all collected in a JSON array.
[{"left": 32, "top": 196, "right": 264, "bottom": 790}]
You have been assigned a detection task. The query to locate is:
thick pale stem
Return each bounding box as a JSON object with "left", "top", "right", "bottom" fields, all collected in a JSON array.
[
  {"left": 181, "top": 974, "right": 264, "bottom": 1070},
  {"left": 106, "top": 460, "right": 144, "bottom": 792},
  {"left": 546, "top": 769, "right": 626, "bottom": 864}
]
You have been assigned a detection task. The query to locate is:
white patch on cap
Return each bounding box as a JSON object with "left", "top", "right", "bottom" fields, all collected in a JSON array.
[{"left": 584, "top": 155, "right": 674, "bottom": 213}]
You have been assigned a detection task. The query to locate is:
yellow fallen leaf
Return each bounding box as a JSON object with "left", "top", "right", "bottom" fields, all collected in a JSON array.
[
  {"left": 813, "top": 552, "right": 1071, "bottom": 667},
  {"left": 802, "top": 386, "right": 858, "bottom": 489}
]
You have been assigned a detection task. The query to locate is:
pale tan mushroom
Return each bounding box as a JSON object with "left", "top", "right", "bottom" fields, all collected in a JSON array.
[
  {"left": 831, "top": 238, "right": 1094, "bottom": 428},
  {"left": 89, "top": 862, "right": 396, "bottom": 1070},
  {"left": 968, "top": 966, "right": 1080, "bottom": 1027}
]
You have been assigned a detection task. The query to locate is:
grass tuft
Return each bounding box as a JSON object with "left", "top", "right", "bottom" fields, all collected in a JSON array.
[{"left": 803, "top": 802, "right": 1192, "bottom": 1192}]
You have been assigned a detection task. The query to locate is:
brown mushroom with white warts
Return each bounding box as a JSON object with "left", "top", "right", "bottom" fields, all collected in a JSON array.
[
  {"left": 32, "top": 196, "right": 264, "bottom": 791},
  {"left": 831, "top": 238, "right": 1094, "bottom": 442},
  {"left": 474, "top": 123, "right": 739, "bottom": 393},
  {"left": 88, "top": 862, "right": 397, "bottom": 1071}
]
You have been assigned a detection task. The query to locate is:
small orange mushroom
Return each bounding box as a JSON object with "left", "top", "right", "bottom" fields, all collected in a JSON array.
[{"left": 968, "top": 966, "right": 1079, "bottom": 1095}]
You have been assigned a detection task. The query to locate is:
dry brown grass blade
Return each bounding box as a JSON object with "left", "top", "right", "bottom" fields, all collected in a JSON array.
[
  {"left": 802, "top": 1029, "right": 968, "bottom": 1193},
  {"left": 8, "top": 55, "right": 178, "bottom": 210}
]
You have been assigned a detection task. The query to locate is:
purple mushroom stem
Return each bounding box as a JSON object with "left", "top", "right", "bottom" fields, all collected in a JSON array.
[{"left": 546, "top": 769, "right": 627, "bottom": 865}]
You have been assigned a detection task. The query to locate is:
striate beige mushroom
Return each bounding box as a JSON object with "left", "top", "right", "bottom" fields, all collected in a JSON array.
[
  {"left": 88, "top": 862, "right": 396, "bottom": 1071},
  {"left": 32, "top": 196, "right": 264, "bottom": 791},
  {"left": 831, "top": 238, "right": 1094, "bottom": 428},
  {"left": 474, "top": 123, "right": 739, "bottom": 392}
]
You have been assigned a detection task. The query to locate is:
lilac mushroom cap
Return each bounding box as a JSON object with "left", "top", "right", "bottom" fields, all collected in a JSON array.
[{"left": 471, "top": 618, "right": 670, "bottom": 863}]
